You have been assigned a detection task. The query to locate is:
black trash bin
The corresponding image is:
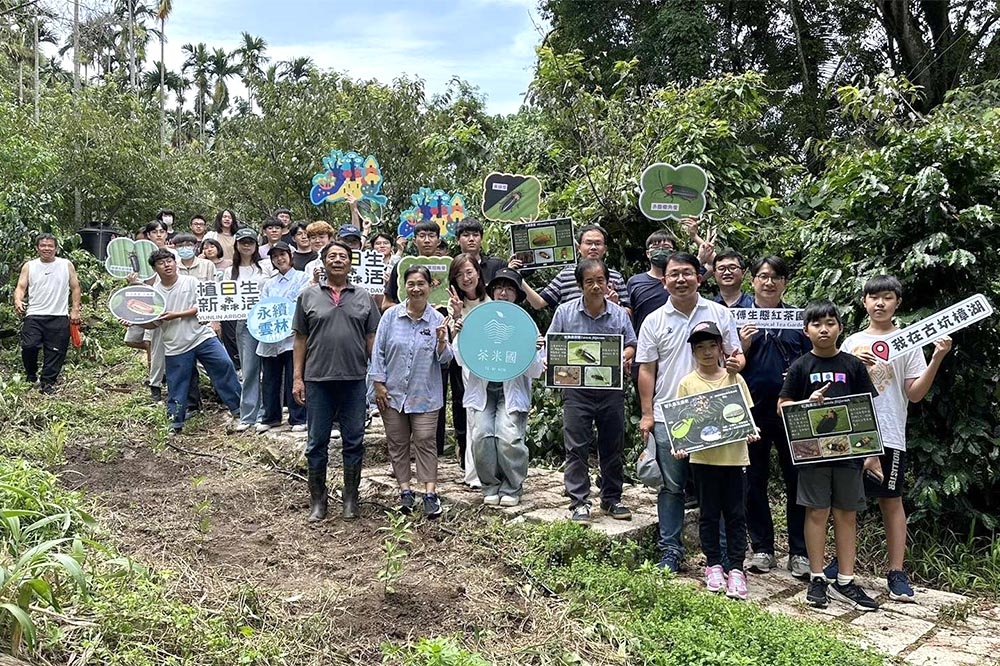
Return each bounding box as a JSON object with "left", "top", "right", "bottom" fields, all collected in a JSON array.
[{"left": 78, "top": 223, "right": 123, "bottom": 261}]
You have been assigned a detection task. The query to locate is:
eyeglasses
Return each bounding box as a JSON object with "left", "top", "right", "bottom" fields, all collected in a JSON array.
[
  {"left": 648, "top": 244, "right": 675, "bottom": 251},
  {"left": 665, "top": 270, "right": 698, "bottom": 280},
  {"left": 715, "top": 265, "right": 743, "bottom": 274},
  {"left": 753, "top": 273, "right": 786, "bottom": 283},
  {"left": 581, "top": 240, "right": 605, "bottom": 247}
]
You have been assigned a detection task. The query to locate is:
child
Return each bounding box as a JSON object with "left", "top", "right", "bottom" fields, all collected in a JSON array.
[
  {"left": 778, "top": 300, "right": 880, "bottom": 612},
  {"left": 838, "top": 276, "right": 951, "bottom": 601},
  {"left": 673, "top": 322, "right": 755, "bottom": 601}
]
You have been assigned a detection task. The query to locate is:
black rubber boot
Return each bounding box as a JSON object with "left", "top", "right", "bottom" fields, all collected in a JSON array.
[
  {"left": 342, "top": 465, "right": 362, "bottom": 520},
  {"left": 307, "top": 467, "right": 328, "bottom": 522}
]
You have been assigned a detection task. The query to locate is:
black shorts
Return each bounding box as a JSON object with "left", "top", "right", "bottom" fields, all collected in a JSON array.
[
  {"left": 797, "top": 465, "right": 866, "bottom": 511},
  {"left": 864, "top": 448, "right": 906, "bottom": 498}
]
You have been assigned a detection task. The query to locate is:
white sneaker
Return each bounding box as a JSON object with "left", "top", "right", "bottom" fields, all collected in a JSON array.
[
  {"left": 291, "top": 424, "right": 308, "bottom": 433},
  {"left": 330, "top": 428, "right": 341, "bottom": 439},
  {"left": 499, "top": 495, "right": 520, "bottom": 507},
  {"left": 483, "top": 495, "right": 501, "bottom": 506},
  {"left": 747, "top": 552, "right": 777, "bottom": 573},
  {"left": 787, "top": 554, "right": 811, "bottom": 580},
  {"left": 233, "top": 422, "right": 252, "bottom": 432},
  {"left": 255, "top": 423, "right": 272, "bottom": 434}
]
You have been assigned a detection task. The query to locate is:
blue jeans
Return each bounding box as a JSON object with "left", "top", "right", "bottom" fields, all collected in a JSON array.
[
  {"left": 236, "top": 322, "right": 263, "bottom": 425},
  {"left": 654, "top": 422, "right": 688, "bottom": 557},
  {"left": 305, "top": 379, "right": 366, "bottom": 470},
  {"left": 165, "top": 337, "right": 240, "bottom": 430},
  {"left": 260, "top": 351, "right": 306, "bottom": 426}
]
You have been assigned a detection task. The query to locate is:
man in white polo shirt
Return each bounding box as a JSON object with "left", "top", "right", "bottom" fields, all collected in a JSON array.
[{"left": 636, "top": 252, "right": 742, "bottom": 573}]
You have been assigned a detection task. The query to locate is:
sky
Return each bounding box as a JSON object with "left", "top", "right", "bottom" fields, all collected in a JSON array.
[{"left": 147, "top": 0, "right": 548, "bottom": 115}]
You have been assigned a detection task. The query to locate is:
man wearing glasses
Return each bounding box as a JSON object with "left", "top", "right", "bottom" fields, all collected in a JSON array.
[
  {"left": 636, "top": 252, "right": 743, "bottom": 573},
  {"left": 712, "top": 251, "right": 754, "bottom": 308},
  {"left": 519, "top": 224, "right": 631, "bottom": 314},
  {"left": 737, "top": 255, "right": 813, "bottom": 579}
]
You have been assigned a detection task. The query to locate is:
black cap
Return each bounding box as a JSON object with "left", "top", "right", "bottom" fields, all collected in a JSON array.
[
  {"left": 486, "top": 268, "right": 526, "bottom": 303},
  {"left": 687, "top": 321, "right": 723, "bottom": 345},
  {"left": 267, "top": 241, "right": 292, "bottom": 256}
]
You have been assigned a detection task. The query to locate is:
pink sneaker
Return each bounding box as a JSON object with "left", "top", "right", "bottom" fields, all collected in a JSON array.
[
  {"left": 704, "top": 564, "right": 726, "bottom": 593},
  {"left": 726, "top": 569, "right": 748, "bottom": 600}
]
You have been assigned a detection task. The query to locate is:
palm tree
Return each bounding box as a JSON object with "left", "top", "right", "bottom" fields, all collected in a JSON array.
[
  {"left": 235, "top": 32, "right": 268, "bottom": 113},
  {"left": 156, "top": 0, "right": 172, "bottom": 151},
  {"left": 207, "top": 47, "right": 240, "bottom": 126},
  {"left": 182, "top": 42, "right": 210, "bottom": 140},
  {"left": 280, "top": 56, "right": 314, "bottom": 83}
]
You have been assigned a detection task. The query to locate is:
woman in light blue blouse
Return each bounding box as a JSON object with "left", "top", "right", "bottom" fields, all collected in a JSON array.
[{"left": 369, "top": 265, "right": 453, "bottom": 518}]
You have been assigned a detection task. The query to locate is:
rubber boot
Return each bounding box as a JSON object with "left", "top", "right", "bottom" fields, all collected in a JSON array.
[
  {"left": 307, "top": 467, "right": 327, "bottom": 522},
  {"left": 342, "top": 465, "right": 362, "bottom": 520}
]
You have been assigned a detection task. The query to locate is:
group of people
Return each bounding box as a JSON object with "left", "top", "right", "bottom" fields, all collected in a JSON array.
[{"left": 14, "top": 210, "right": 950, "bottom": 613}]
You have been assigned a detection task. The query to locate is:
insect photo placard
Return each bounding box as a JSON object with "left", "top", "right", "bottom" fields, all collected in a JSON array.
[
  {"left": 659, "top": 385, "right": 757, "bottom": 455},
  {"left": 638, "top": 163, "right": 708, "bottom": 221},
  {"left": 104, "top": 238, "right": 159, "bottom": 280},
  {"left": 509, "top": 218, "right": 575, "bottom": 269},
  {"left": 481, "top": 172, "right": 542, "bottom": 222},
  {"left": 780, "top": 393, "right": 884, "bottom": 465},
  {"left": 396, "top": 256, "right": 453, "bottom": 309},
  {"left": 545, "top": 333, "right": 623, "bottom": 390},
  {"left": 107, "top": 285, "right": 166, "bottom": 324}
]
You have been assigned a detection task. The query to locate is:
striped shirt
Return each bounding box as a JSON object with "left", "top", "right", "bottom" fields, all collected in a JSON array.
[{"left": 539, "top": 266, "right": 630, "bottom": 310}]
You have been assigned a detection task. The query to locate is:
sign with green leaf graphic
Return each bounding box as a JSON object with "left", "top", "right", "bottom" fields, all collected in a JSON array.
[{"left": 638, "top": 163, "right": 708, "bottom": 221}]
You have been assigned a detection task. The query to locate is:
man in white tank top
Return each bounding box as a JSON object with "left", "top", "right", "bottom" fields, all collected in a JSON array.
[{"left": 13, "top": 234, "right": 81, "bottom": 393}]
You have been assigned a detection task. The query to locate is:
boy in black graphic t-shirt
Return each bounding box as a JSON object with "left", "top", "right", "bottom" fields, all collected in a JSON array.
[{"left": 778, "top": 300, "right": 880, "bottom": 613}]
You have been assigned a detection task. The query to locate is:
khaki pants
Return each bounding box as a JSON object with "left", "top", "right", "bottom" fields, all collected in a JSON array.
[{"left": 382, "top": 408, "right": 439, "bottom": 485}]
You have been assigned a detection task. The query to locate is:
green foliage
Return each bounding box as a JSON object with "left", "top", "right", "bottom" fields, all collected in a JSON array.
[
  {"left": 382, "top": 635, "right": 491, "bottom": 666},
  {"left": 779, "top": 77, "right": 1000, "bottom": 528},
  {"left": 377, "top": 512, "right": 414, "bottom": 596},
  {"left": 506, "top": 522, "right": 885, "bottom": 666}
]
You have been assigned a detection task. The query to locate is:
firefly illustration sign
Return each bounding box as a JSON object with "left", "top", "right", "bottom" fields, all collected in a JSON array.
[
  {"left": 638, "top": 163, "right": 708, "bottom": 221},
  {"left": 456, "top": 301, "right": 540, "bottom": 382},
  {"left": 247, "top": 297, "right": 296, "bottom": 344},
  {"left": 104, "top": 238, "right": 159, "bottom": 281},
  {"left": 870, "top": 294, "right": 993, "bottom": 362},
  {"left": 545, "top": 333, "right": 623, "bottom": 390},
  {"left": 108, "top": 285, "right": 166, "bottom": 325},
  {"left": 309, "top": 149, "right": 388, "bottom": 208},
  {"left": 397, "top": 187, "right": 466, "bottom": 239},
  {"left": 509, "top": 218, "right": 576, "bottom": 269},
  {"left": 659, "top": 385, "right": 757, "bottom": 455},
  {"left": 396, "top": 256, "right": 452, "bottom": 309},
  {"left": 780, "top": 393, "right": 884, "bottom": 465},
  {"left": 481, "top": 172, "right": 542, "bottom": 222}
]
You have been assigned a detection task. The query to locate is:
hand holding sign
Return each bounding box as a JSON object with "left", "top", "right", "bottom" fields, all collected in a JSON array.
[
  {"left": 809, "top": 382, "right": 832, "bottom": 403},
  {"left": 872, "top": 294, "right": 990, "bottom": 361}
]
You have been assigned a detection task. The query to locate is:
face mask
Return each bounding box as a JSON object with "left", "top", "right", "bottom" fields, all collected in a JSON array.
[
  {"left": 177, "top": 247, "right": 195, "bottom": 260},
  {"left": 649, "top": 249, "right": 671, "bottom": 268}
]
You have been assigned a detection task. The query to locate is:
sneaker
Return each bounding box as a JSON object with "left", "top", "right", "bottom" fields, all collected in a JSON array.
[
  {"left": 483, "top": 494, "right": 501, "bottom": 506},
  {"left": 787, "top": 554, "right": 811, "bottom": 580},
  {"left": 747, "top": 552, "right": 777, "bottom": 574},
  {"left": 150, "top": 386, "right": 163, "bottom": 402},
  {"left": 726, "top": 569, "right": 748, "bottom": 600},
  {"left": 830, "top": 580, "right": 879, "bottom": 612},
  {"left": 806, "top": 577, "right": 829, "bottom": 608},
  {"left": 570, "top": 504, "right": 591, "bottom": 523},
  {"left": 423, "top": 493, "right": 442, "bottom": 518},
  {"left": 330, "top": 428, "right": 341, "bottom": 439},
  {"left": 658, "top": 551, "right": 681, "bottom": 574},
  {"left": 399, "top": 490, "right": 416, "bottom": 515},
  {"left": 823, "top": 557, "right": 840, "bottom": 583},
  {"left": 40, "top": 384, "right": 56, "bottom": 395},
  {"left": 26, "top": 374, "right": 38, "bottom": 384},
  {"left": 600, "top": 501, "right": 632, "bottom": 520},
  {"left": 255, "top": 423, "right": 272, "bottom": 434},
  {"left": 499, "top": 495, "right": 520, "bottom": 507},
  {"left": 233, "top": 422, "right": 252, "bottom": 432},
  {"left": 290, "top": 424, "right": 308, "bottom": 433},
  {"left": 887, "top": 570, "right": 915, "bottom": 602},
  {"left": 704, "top": 564, "right": 726, "bottom": 593}
]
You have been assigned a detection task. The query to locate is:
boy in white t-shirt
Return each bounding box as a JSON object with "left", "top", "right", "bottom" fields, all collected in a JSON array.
[{"left": 839, "top": 275, "right": 951, "bottom": 601}]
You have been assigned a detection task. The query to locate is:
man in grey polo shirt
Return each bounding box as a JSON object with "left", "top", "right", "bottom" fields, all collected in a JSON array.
[{"left": 292, "top": 241, "right": 381, "bottom": 521}]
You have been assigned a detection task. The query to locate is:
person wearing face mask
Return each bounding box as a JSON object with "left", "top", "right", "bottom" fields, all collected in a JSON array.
[
  {"left": 173, "top": 233, "right": 216, "bottom": 282},
  {"left": 627, "top": 231, "right": 678, "bottom": 334}
]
